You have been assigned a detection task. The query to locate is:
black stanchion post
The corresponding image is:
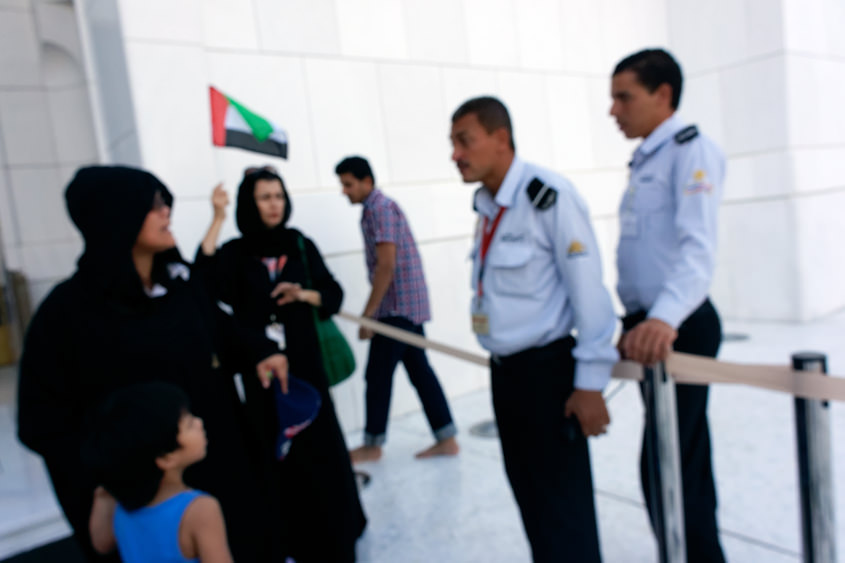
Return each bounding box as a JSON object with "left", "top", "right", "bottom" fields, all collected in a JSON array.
[
  {"left": 643, "top": 362, "right": 686, "bottom": 563},
  {"left": 792, "top": 352, "right": 837, "bottom": 563}
]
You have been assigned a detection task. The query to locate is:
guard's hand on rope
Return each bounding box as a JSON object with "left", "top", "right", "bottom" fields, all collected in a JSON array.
[
  {"left": 358, "top": 326, "right": 375, "bottom": 340},
  {"left": 257, "top": 353, "right": 288, "bottom": 392},
  {"left": 564, "top": 389, "right": 610, "bottom": 437},
  {"left": 622, "top": 318, "right": 677, "bottom": 365}
]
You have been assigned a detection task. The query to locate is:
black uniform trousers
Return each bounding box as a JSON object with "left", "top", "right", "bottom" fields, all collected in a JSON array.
[
  {"left": 491, "top": 336, "right": 602, "bottom": 563},
  {"left": 623, "top": 298, "right": 726, "bottom": 563}
]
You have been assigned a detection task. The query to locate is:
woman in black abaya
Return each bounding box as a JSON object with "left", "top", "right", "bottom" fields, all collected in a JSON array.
[
  {"left": 198, "top": 167, "right": 367, "bottom": 563},
  {"left": 17, "top": 166, "right": 288, "bottom": 561}
]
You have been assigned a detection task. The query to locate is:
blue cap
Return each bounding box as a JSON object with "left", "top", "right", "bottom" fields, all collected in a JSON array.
[{"left": 272, "top": 375, "right": 321, "bottom": 460}]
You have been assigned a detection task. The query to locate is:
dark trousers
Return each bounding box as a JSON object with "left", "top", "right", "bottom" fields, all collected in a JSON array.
[
  {"left": 491, "top": 337, "right": 602, "bottom": 563},
  {"left": 364, "top": 316, "right": 455, "bottom": 444},
  {"left": 624, "top": 299, "right": 726, "bottom": 563}
]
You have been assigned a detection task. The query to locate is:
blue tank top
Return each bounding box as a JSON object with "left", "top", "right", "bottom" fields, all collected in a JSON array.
[{"left": 113, "top": 490, "right": 205, "bottom": 563}]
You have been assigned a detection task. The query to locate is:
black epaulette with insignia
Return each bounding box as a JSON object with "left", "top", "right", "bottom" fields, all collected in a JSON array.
[
  {"left": 526, "top": 178, "right": 557, "bottom": 210},
  {"left": 674, "top": 125, "right": 699, "bottom": 144}
]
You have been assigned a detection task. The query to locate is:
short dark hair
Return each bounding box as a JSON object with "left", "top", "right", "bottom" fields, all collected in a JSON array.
[
  {"left": 335, "top": 156, "right": 375, "bottom": 185},
  {"left": 451, "top": 96, "right": 515, "bottom": 152},
  {"left": 613, "top": 48, "right": 683, "bottom": 110},
  {"left": 84, "top": 382, "right": 190, "bottom": 510}
]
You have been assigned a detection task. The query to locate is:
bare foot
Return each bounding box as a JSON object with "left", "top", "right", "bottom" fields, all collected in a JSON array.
[
  {"left": 414, "top": 436, "right": 459, "bottom": 459},
  {"left": 349, "top": 445, "right": 382, "bottom": 464}
]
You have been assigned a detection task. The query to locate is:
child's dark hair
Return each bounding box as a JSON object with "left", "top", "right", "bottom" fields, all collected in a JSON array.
[{"left": 84, "top": 382, "right": 190, "bottom": 510}]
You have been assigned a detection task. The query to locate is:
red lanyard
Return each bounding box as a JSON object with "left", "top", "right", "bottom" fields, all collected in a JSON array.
[{"left": 478, "top": 207, "right": 506, "bottom": 297}]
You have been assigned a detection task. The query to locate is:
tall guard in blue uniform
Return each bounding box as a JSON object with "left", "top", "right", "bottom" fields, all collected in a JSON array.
[
  {"left": 451, "top": 96, "right": 618, "bottom": 562},
  {"left": 610, "top": 49, "right": 727, "bottom": 562}
]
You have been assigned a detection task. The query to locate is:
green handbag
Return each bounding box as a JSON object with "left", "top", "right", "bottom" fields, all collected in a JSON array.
[{"left": 297, "top": 235, "right": 356, "bottom": 386}]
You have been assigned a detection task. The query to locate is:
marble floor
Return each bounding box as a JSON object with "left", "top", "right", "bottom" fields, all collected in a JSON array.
[{"left": 2, "top": 311, "right": 844, "bottom": 562}]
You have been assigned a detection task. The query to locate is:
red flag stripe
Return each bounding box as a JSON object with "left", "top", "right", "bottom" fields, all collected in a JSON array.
[{"left": 209, "top": 86, "right": 229, "bottom": 147}]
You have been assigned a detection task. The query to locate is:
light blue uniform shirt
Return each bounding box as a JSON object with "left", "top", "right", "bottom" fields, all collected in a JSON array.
[
  {"left": 617, "top": 114, "right": 725, "bottom": 328},
  {"left": 471, "top": 157, "right": 619, "bottom": 391}
]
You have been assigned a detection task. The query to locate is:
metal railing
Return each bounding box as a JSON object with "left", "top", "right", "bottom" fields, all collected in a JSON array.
[{"left": 644, "top": 353, "right": 838, "bottom": 563}]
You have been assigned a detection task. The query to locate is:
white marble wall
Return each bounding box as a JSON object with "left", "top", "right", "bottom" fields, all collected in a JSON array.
[
  {"left": 669, "top": 0, "right": 845, "bottom": 321},
  {"left": 782, "top": 0, "right": 845, "bottom": 321},
  {"left": 0, "top": 0, "right": 95, "bottom": 311},
  {"left": 95, "top": 0, "right": 668, "bottom": 432},
  {"left": 2, "top": 0, "right": 844, "bottom": 431}
]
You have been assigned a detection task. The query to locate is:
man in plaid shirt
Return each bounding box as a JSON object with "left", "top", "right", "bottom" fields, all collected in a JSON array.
[{"left": 336, "top": 156, "right": 458, "bottom": 463}]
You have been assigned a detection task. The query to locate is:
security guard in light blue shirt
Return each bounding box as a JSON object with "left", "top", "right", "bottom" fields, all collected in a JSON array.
[
  {"left": 617, "top": 112, "right": 724, "bottom": 326},
  {"left": 611, "top": 48, "right": 727, "bottom": 563},
  {"left": 471, "top": 157, "right": 619, "bottom": 390},
  {"left": 451, "top": 96, "right": 617, "bottom": 563}
]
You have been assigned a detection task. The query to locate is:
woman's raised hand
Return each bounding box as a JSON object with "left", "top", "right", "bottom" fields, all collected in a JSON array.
[{"left": 211, "top": 183, "right": 229, "bottom": 220}]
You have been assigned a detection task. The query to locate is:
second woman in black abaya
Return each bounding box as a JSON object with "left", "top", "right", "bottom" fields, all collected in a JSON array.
[{"left": 198, "top": 168, "right": 367, "bottom": 562}]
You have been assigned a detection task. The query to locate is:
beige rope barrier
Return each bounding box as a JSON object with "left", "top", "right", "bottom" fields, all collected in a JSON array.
[
  {"left": 337, "top": 311, "right": 489, "bottom": 367},
  {"left": 666, "top": 352, "right": 845, "bottom": 402},
  {"left": 337, "top": 311, "right": 845, "bottom": 403}
]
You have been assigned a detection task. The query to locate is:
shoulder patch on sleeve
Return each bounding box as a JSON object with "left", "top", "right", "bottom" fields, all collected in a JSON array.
[
  {"left": 674, "top": 125, "right": 699, "bottom": 144},
  {"left": 567, "top": 240, "right": 587, "bottom": 257},
  {"left": 526, "top": 177, "right": 557, "bottom": 210}
]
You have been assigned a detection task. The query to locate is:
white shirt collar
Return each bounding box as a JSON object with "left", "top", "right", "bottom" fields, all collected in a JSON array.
[
  {"left": 493, "top": 156, "right": 524, "bottom": 209},
  {"left": 637, "top": 113, "right": 684, "bottom": 157},
  {"left": 473, "top": 156, "right": 525, "bottom": 217}
]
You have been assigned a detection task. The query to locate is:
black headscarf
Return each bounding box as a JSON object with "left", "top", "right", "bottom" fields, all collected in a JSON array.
[
  {"left": 65, "top": 165, "right": 182, "bottom": 305},
  {"left": 235, "top": 168, "right": 295, "bottom": 256}
]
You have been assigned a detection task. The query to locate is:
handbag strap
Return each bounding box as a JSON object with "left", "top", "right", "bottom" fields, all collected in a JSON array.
[
  {"left": 295, "top": 234, "right": 324, "bottom": 327},
  {"left": 295, "top": 234, "right": 313, "bottom": 290}
]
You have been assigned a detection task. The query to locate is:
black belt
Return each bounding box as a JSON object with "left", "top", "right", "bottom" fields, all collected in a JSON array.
[
  {"left": 622, "top": 297, "right": 713, "bottom": 331},
  {"left": 491, "top": 336, "right": 575, "bottom": 366}
]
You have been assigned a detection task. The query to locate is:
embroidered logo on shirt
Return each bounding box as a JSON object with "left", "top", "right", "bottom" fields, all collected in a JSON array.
[
  {"left": 567, "top": 240, "right": 587, "bottom": 257},
  {"left": 685, "top": 169, "right": 712, "bottom": 195},
  {"left": 500, "top": 233, "right": 525, "bottom": 243}
]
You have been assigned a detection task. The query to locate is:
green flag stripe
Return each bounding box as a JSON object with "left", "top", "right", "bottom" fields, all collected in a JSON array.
[{"left": 227, "top": 96, "right": 274, "bottom": 143}]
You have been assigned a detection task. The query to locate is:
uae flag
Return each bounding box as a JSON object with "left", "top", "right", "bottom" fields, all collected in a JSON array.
[{"left": 210, "top": 86, "right": 288, "bottom": 158}]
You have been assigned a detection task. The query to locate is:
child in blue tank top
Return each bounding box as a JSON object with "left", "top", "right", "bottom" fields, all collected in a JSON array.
[{"left": 85, "top": 382, "right": 234, "bottom": 563}]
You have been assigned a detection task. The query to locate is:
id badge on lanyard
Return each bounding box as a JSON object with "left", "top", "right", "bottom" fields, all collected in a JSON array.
[
  {"left": 265, "top": 314, "right": 286, "bottom": 350},
  {"left": 472, "top": 207, "right": 506, "bottom": 335},
  {"left": 471, "top": 299, "right": 490, "bottom": 335}
]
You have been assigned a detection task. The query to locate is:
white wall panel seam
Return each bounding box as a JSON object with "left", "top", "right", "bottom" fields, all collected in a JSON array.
[
  {"left": 373, "top": 64, "right": 393, "bottom": 183},
  {"left": 74, "top": 0, "right": 114, "bottom": 162},
  {"left": 299, "top": 56, "right": 323, "bottom": 188}
]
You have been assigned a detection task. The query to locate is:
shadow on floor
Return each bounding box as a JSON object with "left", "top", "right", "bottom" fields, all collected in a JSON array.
[{"left": 1, "top": 538, "right": 85, "bottom": 563}]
